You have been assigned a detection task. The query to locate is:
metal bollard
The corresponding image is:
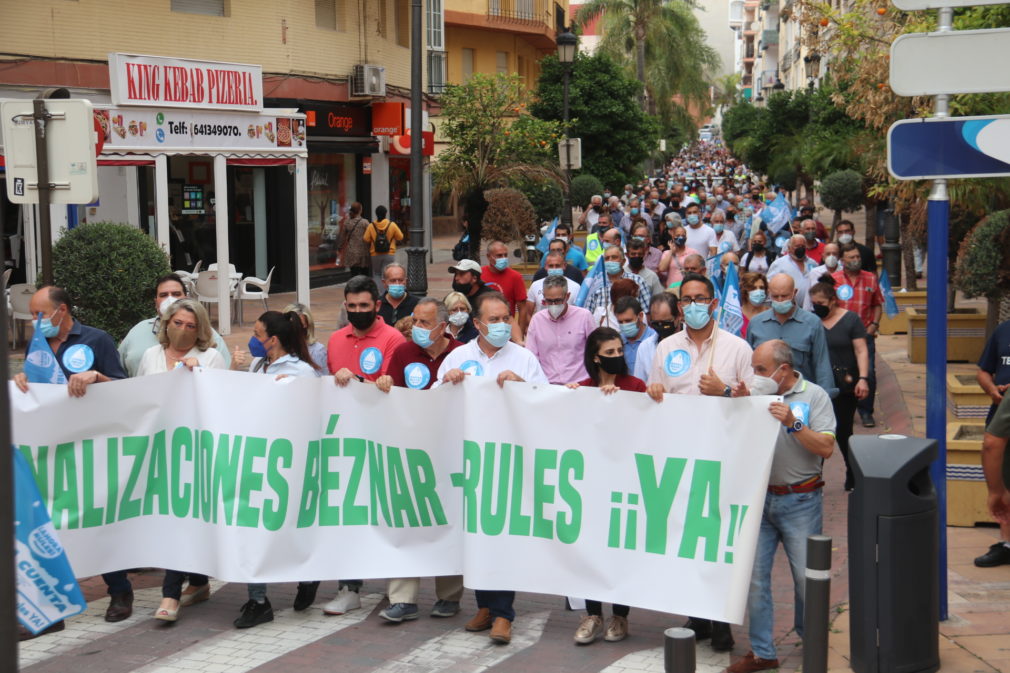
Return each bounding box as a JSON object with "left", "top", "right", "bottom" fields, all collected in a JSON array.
[
  {"left": 664, "top": 627, "right": 696, "bottom": 673},
  {"left": 802, "top": 535, "right": 833, "bottom": 673}
]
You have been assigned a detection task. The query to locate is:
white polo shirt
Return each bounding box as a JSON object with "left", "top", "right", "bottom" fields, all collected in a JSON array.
[
  {"left": 433, "top": 339, "right": 548, "bottom": 387},
  {"left": 685, "top": 223, "right": 718, "bottom": 254}
]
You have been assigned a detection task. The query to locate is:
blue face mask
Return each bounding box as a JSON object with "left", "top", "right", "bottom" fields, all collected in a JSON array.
[
  {"left": 604, "top": 260, "right": 622, "bottom": 275},
  {"left": 494, "top": 257, "right": 509, "bottom": 271},
  {"left": 630, "top": 208, "right": 639, "bottom": 216},
  {"left": 772, "top": 299, "right": 794, "bottom": 315},
  {"left": 632, "top": 235, "right": 646, "bottom": 242},
  {"left": 749, "top": 289, "right": 767, "bottom": 306},
  {"left": 713, "top": 224, "right": 724, "bottom": 234},
  {"left": 411, "top": 325, "right": 435, "bottom": 348},
  {"left": 683, "top": 302, "right": 712, "bottom": 330},
  {"left": 248, "top": 335, "right": 268, "bottom": 358},
  {"left": 619, "top": 321, "right": 640, "bottom": 339},
  {"left": 686, "top": 214, "right": 700, "bottom": 226},
  {"left": 546, "top": 267, "right": 564, "bottom": 277},
  {"left": 481, "top": 321, "right": 512, "bottom": 348},
  {"left": 36, "top": 311, "right": 61, "bottom": 338},
  {"left": 387, "top": 284, "right": 406, "bottom": 299}
]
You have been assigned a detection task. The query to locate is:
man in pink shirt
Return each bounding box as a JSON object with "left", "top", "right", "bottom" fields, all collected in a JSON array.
[
  {"left": 525, "top": 276, "right": 597, "bottom": 384},
  {"left": 329, "top": 275, "right": 406, "bottom": 383}
]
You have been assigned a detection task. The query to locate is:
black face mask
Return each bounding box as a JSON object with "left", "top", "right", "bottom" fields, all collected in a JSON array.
[
  {"left": 347, "top": 310, "right": 376, "bottom": 331},
  {"left": 596, "top": 354, "right": 627, "bottom": 376},
  {"left": 674, "top": 236, "right": 687, "bottom": 247},
  {"left": 793, "top": 247, "right": 807, "bottom": 260},
  {"left": 452, "top": 281, "right": 473, "bottom": 295},
  {"left": 812, "top": 304, "right": 830, "bottom": 319},
  {"left": 628, "top": 256, "right": 645, "bottom": 271},
  {"left": 751, "top": 242, "right": 765, "bottom": 252},
  {"left": 650, "top": 320, "right": 678, "bottom": 340}
]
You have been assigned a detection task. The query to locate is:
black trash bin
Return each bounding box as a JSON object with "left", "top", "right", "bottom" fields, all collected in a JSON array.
[{"left": 848, "top": 435, "right": 940, "bottom": 673}]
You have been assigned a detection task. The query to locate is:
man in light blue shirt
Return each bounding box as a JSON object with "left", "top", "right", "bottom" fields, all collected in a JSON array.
[{"left": 614, "top": 296, "right": 656, "bottom": 375}]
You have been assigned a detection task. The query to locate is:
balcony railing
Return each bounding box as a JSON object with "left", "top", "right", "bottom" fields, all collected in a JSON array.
[
  {"left": 428, "top": 50, "right": 447, "bottom": 95},
  {"left": 487, "top": 0, "right": 551, "bottom": 28}
]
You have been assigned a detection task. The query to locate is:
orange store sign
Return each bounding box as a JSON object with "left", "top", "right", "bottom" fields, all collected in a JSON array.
[{"left": 371, "top": 102, "right": 404, "bottom": 136}]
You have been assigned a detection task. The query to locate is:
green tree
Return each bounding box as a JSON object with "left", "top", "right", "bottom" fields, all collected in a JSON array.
[
  {"left": 819, "top": 169, "right": 865, "bottom": 228},
  {"left": 433, "top": 73, "right": 562, "bottom": 232},
  {"left": 531, "top": 52, "right": 659, "bottom": 190},
  {"left": 574, "top": 0, "right": 719, "bottom": 126}
]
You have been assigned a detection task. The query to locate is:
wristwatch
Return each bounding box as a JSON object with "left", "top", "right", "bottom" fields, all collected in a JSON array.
[
  {"left": 722, "top": 385, "right": 733, "bottom": 397},
  {"left": 791, "top": 418, "right": 804, "bottom": 432}
]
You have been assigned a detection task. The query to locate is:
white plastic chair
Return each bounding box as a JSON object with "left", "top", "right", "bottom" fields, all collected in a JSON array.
[
  {"left": 194, "top": 270, "right": 237, "bottom": 321},
  {"left": 236, "top": 267, "right": 274, "bottom": 324},
  {"left": 8, "top": 283, "right": 35, "bottom": 348}
]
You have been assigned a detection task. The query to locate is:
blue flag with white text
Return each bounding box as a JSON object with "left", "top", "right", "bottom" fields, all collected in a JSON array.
[
  {"left": 14, "top": 448, "right": 87, "bottom": 634},
  {"left": 23, "top": 314, "right": 67, "bottom": 385},
  {"left": 575, "top": 255, "right": 604, "bottom": 308},
  {"left": 535, "top": 217, "right": 559, "bottom": 267},
  {"left": 880, "top": 269, "right": 899, "bottom": 319},
  {"left": 719, "top": 262, "right": 744, "bottom": 337}
]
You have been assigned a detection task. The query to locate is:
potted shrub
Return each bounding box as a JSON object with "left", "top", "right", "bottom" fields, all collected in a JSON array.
[
  {"left": 946, "top": 422, "right": 995, "bottom": 526},
  {"left": 954, "top": 209, "right": 1010, "bottom": 338},
  {"left": 481, "top": 187, "right": 539, "bottom": 276}
]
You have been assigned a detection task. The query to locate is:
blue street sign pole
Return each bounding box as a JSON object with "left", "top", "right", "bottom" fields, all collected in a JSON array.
[{"left": 926, "top": 6, "right": 952, "bottom": 623}]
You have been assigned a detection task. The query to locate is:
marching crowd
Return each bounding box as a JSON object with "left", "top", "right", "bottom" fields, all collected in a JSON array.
[{"left": 17, "top": 141, "right": 1010, "bottom": 673}]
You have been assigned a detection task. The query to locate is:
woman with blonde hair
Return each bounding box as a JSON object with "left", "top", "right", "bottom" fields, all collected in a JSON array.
[
  {"left": 283, "top": 303, "right": 328, "bottom": 372},
  {"left": 443, "top": 291, "right": 478, "bottom": 343},
  {"left": 136, "top": 299, "right": 225, "bottom": 375}
]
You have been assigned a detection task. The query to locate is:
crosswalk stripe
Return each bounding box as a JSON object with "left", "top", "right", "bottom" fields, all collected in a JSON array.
[
  {"left": 18, "top": 582, "right": 227, "bottom": 669},
  {"left": 598, "top": 644, "right": 729, "bottom": 673},
  {"left": 372, "top": 610, "right": 550, "bottom": 673},
  {"left": 131, "top": 592, "right": 383, "bottom": 673}
]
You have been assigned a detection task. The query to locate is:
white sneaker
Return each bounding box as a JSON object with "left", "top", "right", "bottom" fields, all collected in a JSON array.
[{"left": 322, "top": 588, "right": 361, "bottom": 615}]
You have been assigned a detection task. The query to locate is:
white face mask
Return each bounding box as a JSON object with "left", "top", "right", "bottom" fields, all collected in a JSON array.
[
  {"left": 750, "top": 376, "right": 780, "bottom": 396},
  {"left": 824, "top": 254, "right": 839, "bottom": 269},
  {"left": 448, "top": 311, "right": 469, "bottom": 327},
  {"left": 838, "top": 233, "right": 853, "bottom": 245},
  {"left": 547, "top": 303, "right": 566, "bottom": 320},
  {"left": 159, "top": 297, "right": 179, "bottom": 315}
]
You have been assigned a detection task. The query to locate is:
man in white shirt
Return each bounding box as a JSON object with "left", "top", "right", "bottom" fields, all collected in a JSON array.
[
  {"left": 433, "top": 291, "right": 548, "bottom": 646},
  {"left": 767, "top": 235, "right": 818, "bottom": 311},
  {"left": 526, "top": 252, "right": 580, "bottom": 318},
  {"left": 805, "top": 241, "right": 841, "bottom": 288},
  {"left": 683, "top": 202, "right": 717, "bottom": 258}
]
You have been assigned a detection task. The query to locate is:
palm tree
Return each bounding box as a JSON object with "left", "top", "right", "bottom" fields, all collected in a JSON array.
[{"left": 575, "top": 0, "right": 719, "bottom": 120}]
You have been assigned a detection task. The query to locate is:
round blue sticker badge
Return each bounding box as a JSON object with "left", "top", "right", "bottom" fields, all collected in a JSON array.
[
  {"left": 359, "top": 347, "right": 382, "bottom": 375},
  {"left": 719, "top": 240, "right": 732, "bottom": 253},
  {"left": 664, "top": 349, "right": 692, "bottom": 377},
  {"left": 404, "top": 362, "right": 431, "bottom": 390},
  {"left": 836, "top": 284, "right": 854, "bottom": 301},
  {"left": 62, "top": 344, "right": 94, "bottom": 373},
  {"left": 460, "top": 360, "right": 484, "bottom": 377}
]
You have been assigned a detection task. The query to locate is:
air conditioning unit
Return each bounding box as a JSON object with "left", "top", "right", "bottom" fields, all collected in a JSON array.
[{"left": 352, "top": 64, "right": 386, "bottom": 97}]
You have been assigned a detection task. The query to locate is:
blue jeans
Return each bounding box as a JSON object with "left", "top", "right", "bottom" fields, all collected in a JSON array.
[
  {"left": 103, "top": 571, "right": 131, "bottom": 595},
  {"left": 747, "top": 489, "right": 823, "bottom": 661},
  {"left": 475, "top": 590, "right": 515, "bottom": 621}
]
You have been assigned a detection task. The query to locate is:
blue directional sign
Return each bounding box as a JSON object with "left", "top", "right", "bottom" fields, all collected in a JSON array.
[{"left": 888, "top": 114, "right": 1010, "bottom": 180}]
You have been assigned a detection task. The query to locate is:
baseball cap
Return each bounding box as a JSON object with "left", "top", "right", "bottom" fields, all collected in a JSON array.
[{"left": 448, "top": 259, "right": 482, "bottom": 274}]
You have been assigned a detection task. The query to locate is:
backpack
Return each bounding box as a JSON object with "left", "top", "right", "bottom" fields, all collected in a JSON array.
[{"left": 373, "top": 222, "right": 392, "bottom": 254}]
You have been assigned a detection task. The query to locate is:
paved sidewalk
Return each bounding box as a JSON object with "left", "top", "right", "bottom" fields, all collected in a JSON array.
[{"left": 12, "top": 228, "right": 1010, "bottom": 673}]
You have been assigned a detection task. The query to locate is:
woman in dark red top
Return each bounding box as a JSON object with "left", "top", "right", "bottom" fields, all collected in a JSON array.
[
  {"left": 565, "top": 326, "right": 643, "bottom": 644},
  {"left": 568, "top": 327, "right": 648, "bottom": 394}
]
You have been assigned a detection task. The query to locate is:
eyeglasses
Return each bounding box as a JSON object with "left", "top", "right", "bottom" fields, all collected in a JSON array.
[
  {"left": 542, "top": 297, "right": 566, "bottom": 306},
  {"left": 171, "top": 319, "right": 198, "bottom": 331},
  {"left": 678, "top": 296, "right": 713, "bottom": 306}
]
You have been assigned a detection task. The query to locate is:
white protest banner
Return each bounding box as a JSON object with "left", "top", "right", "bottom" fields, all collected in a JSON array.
[{"left": 11, "top": 369, "right": 780, "bottom": 623}]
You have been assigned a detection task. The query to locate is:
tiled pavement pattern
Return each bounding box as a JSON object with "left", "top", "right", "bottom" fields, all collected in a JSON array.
[{"left": 12, "top": 213, "right": 1010, "bottom": 672}]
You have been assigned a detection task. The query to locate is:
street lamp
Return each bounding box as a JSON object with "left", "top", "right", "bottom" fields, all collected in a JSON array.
[
  {"left": 804, "top": 53, "right": 821, "bottom": 89},
  {"left": 557, "top": 28, "right": 577, "bottom": 228}
]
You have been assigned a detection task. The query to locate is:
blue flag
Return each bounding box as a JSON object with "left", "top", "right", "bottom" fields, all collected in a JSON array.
[
  {"left": 23, "top": 314, "right": 67, "bottom": 385},
  {"left": 14, "top": 448, "right": 87, "bottom": 633},
  {"left": 535, "top": 217, "right": 559, "bottom": 267},
  {"left": 879, "top": 269, "right": 899, "bottom": 319},
  {"left": 575, "top": 254, "right": 605, "bottom": 308},
  {"left": 719, "top": 262, "right": 744, "bottom": 337},
  {"left": 760, "top": 193, "right": 791, "bottom": 235}
]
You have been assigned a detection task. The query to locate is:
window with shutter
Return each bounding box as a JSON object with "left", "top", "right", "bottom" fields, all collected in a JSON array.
[
  {"left": 315, "top": 0, "right": 336, "bottom": 30},
  {"left": 170, "top": 0, "right": 226, "bottom": 16}
]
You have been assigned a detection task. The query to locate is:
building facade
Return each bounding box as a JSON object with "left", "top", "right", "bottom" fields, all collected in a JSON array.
[{"left": 0, "top": 0, "right": 439, "bottom": 312}]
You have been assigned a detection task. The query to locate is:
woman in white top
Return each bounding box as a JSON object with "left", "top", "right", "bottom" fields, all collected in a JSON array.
[
  {"left": 228, "top": 309, "right": 322, "bottom": 628},
  {"left": 145, "top": 299, "right": 225, "bottom": 622},
  {"left": 283, "top": 302, "right": 328, "bottom": 373},
  {"left": 233, "top": 310, "right": 323, "bottom": 378},
  {"left": 137, "top": 299, "right": 226, "bottom": 376}
]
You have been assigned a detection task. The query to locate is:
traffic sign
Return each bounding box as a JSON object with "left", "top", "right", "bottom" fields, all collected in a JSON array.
[
  {"left": 887, "top": 114, "right": 1010, "bottom": 180},
  {"left": 558, "top": 138, "right": 582, "bottom": 170},
  {"left": 1, "top": 98, "right": 98, "bottom": 204},
  {"left": 890, "top": 28, "right": 1010, "bottom": 96},
  {"left": 892, "top": 0, "right": 1006, "bottom": 8}
]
